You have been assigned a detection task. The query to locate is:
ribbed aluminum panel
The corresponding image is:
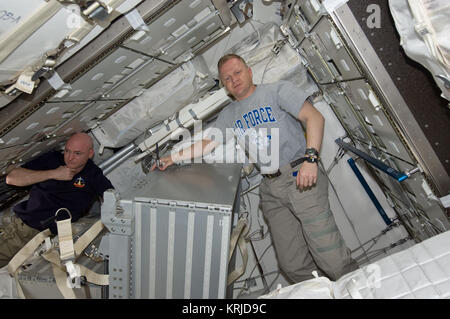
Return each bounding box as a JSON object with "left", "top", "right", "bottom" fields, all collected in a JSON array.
[{"left": 102, "top": 163, "right": 242, "bottom": 299}]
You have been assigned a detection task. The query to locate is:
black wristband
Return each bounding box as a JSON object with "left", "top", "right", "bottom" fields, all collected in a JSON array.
[{"left": 305, "top": 156, "right": 319, "bottom": 164}]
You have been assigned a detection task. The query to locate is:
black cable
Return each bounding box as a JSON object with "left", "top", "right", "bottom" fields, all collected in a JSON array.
[{"left": 236, "top": 243, "right": 273, "bottom": 298}]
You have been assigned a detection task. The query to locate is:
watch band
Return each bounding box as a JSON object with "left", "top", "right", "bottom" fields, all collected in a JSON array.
[{"left": 305, "top": 156, "right": 319, "bottom": 164}]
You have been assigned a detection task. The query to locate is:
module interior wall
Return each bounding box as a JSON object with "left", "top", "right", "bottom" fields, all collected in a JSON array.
[{"left": 346, "top": 0, "right": 450, "bottom": 176}]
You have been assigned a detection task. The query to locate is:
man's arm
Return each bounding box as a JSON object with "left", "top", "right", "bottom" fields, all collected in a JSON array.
[
  {"left": 151, "top": 139, "right": 219, "bottom": 171},
  {"left": 296, "top": 100, "right": 325, "bottom": 189},
  {"left": 6, "top": 166, "right": 77, "bottom": 187}
]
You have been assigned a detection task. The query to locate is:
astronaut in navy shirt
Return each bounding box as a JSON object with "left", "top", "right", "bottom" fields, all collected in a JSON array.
[{"left": 0, "top": 132, "right": 113, "bottom": 267}]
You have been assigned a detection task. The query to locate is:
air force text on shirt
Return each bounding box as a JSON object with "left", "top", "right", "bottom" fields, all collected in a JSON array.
[
  {"left": 170, "top": 117, "right": 280, "bottom": 173},
  {"left": 233, "top": 106, "right": 277, "bottom": 138}
]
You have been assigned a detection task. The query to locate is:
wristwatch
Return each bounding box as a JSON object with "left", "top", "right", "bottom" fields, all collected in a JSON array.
[{"left": 305, "top": 147, "right": 319, "bottom": 164}]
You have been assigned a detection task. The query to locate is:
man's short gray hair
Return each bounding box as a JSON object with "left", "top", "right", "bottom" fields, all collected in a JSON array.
[{"left": 217, "top": 54, "right": 248, "bottom": 74}]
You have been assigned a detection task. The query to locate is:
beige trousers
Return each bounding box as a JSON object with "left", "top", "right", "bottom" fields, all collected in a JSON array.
[
  {"left": 259, "top": 163, "right": 358, "bottom": 283},
  {"left": 0, "top": 215, "right": 39, "bottom": 268}
]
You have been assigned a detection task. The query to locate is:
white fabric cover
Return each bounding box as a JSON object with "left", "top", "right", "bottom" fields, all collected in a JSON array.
[
  {"left": 92, "top": 57, "right": 216, "bottom": 149},
  {"left": 389, "top": 0, "right": 450, "bottom": 101},
  {"left": 261, "top": 230, "right": 450, "bottom": 299}
]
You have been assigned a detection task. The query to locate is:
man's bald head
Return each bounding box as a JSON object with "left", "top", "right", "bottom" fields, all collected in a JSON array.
[
  {"left": 66, "top": 132, "right": 94, "bottom": 149},
  {"left": 64, "top": 132, "right": 94, "bottom": 173}
]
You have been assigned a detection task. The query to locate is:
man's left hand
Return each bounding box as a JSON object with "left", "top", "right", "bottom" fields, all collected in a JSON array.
[{"left": 296, "top": 162, "right": 318, "bottom": 190}]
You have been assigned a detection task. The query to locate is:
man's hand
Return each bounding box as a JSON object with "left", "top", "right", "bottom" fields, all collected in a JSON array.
[
  {"left": 6, "top": 166, "right": 78, "bottom": 187},
  {"left": 150, "top": 156, "right": 174, "bottom": 171},
  {"left": 52, "top": 166, "right": 77, "bottom": 181},
  {"left": 296, "top": 162, "right": 318, "bottom": 190}
]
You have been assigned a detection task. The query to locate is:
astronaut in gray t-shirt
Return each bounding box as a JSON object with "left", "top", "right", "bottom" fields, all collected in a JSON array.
[
  {"left": 153, "top": 54, "right": 357, "bottom": 283},
  {"left": 212, "top": 80, "right": 310, "bottom": 174},
  {"left": 154, "top": 54, "right": 323, "bottom": 189}
]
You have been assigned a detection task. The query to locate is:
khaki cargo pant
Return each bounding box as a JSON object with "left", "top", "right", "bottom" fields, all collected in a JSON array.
[
  {"left": 259, "top": 163, "right": 358, "bottom": 283},
  {"left": 0, "top": 214, "right": 39, "bottom": 268}
]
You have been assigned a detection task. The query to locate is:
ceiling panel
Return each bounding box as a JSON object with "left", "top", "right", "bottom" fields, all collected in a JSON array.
[
  {"left": 163, "top": 12, "right": 225, "bottom": 62},
  {"left": 122, "top": 0, "right": 218, "bottom": 60},
  {"left": 0, "top": 101, "right": 86, "bottom": 149},
  {"left": 48, "top": 47, "right": 150, "bottom": 102},
  {"left": 105, "top": 58, "right": 172, "bottom": 99}
]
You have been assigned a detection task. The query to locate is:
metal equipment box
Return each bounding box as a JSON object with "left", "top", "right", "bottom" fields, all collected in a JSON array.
[{"left": 102, "top": 163, "right": 242, "bottom": 299}]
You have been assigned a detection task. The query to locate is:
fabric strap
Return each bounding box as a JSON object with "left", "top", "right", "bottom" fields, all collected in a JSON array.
[
  {"left": 227, "top": 218, "right": 249, "bottom": 286},
  {"left": 6, "top": 218, "right": 107, "bottom": 299}
]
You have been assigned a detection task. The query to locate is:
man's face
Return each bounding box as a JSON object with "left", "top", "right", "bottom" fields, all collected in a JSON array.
[
  {"left": 219, "top": 58, "right": 254, "bottom": 101},
  {"left": 63, "top": 136, "right": 93, "bottom": 171}
]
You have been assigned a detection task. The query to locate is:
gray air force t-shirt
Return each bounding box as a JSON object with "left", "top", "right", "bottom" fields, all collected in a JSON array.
[{"left": 212, "top": 80, "right": 310, "bottom": 172}]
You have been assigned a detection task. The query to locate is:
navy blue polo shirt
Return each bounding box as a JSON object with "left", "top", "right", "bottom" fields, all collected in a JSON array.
[{"left": 13, "top": 151, "right": 114, "bottom": 233}]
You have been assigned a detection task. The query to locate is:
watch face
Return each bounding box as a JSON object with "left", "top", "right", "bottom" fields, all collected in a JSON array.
[{"left": 305, "top": 148, "right": 318, "bottom": 157}]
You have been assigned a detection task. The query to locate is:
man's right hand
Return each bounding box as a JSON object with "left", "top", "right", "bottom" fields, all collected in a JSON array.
[
  {"left": 150, "top": 156, "right": 174, "bottom": 171},
  {"left": 52, "top": 166, "right": 77, "bottom": 181}
]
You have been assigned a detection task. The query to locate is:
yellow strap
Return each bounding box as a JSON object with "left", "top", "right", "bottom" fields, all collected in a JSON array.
[
  {"left": 56, "top": 218, "right": 75, "bottom": 261},
  {"left": 6, "top": 228, "right": 51, "bottom": 299},
  {"left": 51, "top": 262, "right": 77, "bottom": 299},
  {"left": 74, "top": 219, "right": 104, "bottom": 256},
  {"left": 7, "top": 218, "right": 107, "bottom": 299},
  {"left": 41, "top": 219, "right": 109, "bottom": 299},
  {"left": 78, "top": 264, "right": 109, "bottom": 286},
  {"left": 7, "top": 228, "right": 51, "bottom": 275}
]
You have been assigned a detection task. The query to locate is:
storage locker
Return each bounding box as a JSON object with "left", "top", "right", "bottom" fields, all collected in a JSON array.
[{"left": 102, "top": 163, "right": 242, "bottom": 298}]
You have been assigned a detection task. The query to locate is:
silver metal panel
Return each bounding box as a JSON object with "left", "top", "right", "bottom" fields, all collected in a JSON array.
[
  {"left": 0, "top": 101, "right": 85, "bottom": 148},
  {"left": 329, "top": 4, "right": 449, "bottom": 195},
  {"left": 123, "top": 0, "right": 213, "bottom": 57},
  {"left": 50, "top": 113, "right": 92, "bottom": 137},
  {"left": 322, "top": 83, "right": 371, "bottom": 142},
  {"left": 162, "top": 12, "right": 225, "bottom": 62},
  {"left": 133, "top": 202, "right": 231, "bottom": 298},
  {"left": 1, "top": 135, "right": 67, "bottom": 171},
  {"left": 298, "top": 0, "right": 323, "bottom": 27},
  {"left": 0, "top": 0, "right": 169, "bottom": 134},
  {"left": 285, "top": 7, "right": 307, "bottom": 43},
  {"left": 108, "top": 234, "right": 133, "bottom": 299},
  {"left": 13, "top": 138, "right": 63, "bottom": 164},
  {"left": 341, "top": 80, "right": 412, "bottom": 165},
  {"left": 299, "top": 36, "right": 334, "bottom": 84},
  {"left": 102, "top": 163, "right": 241, "bottom": 299},
  {"left": 287, "top": 3, "right": 449, "bottom": 241},
  {"left": 0, "top": 143, "right": 31, "bottom": 165},
  {"left": 312, "top": 18, "right": 363, "bottom": 81},
  {"left": 48, "top": 47, "right": 149, "bottom": 102},
  {"left": 104, "top": 58, "right": 172, "bottom": 99},
  {"left": 75, "top": 100, "right": 124, "bottom": 125},
  {"left": 130, "top": 163, "right": 242, "bottom": 208}
]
